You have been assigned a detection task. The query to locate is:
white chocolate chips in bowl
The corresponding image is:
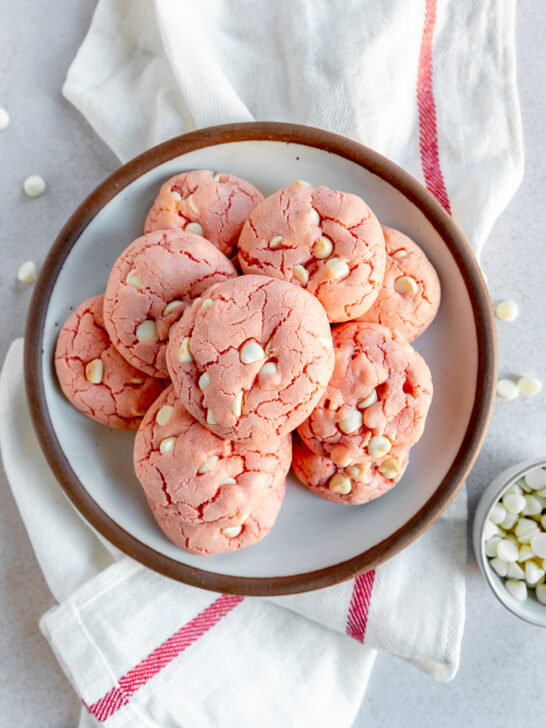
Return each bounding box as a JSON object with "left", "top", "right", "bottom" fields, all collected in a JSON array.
[{"left": 473, "top": 458, "right": 546, "bottom": 627}]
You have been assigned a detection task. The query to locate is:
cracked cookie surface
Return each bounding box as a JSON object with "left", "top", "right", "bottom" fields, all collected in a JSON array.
[
  {"left": 357, "top": 226, "right": 441, "bottom": 341},
  {"left": 237, "top": 181, "right": 386, "bottom": 322},
  {"left": 297, "top": 322, "right": 432, "bottom": 467},
  {"left": 144, "top": 169, "right": 264, "bottom": 258},
  {"left": 166, "top": 274, "right": 335, "bottom": 442},
  {"left": 55, "top": 295, "right": 165, "bottom": 429},
  {"left": 103, "top": 229, "right": 237, "bottom": 377}
]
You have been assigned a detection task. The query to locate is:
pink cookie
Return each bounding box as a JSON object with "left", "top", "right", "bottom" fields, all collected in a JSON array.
[
  {"left": 134, "top": 385, "right": 292, "bottom": 527},
  {"left": 237, "top": 181, "right": 386, "bottom": 322},
  {"left": 144, "top": 169, "right": 264, "bottom": 258},
  {"left": 103, "top": 229, "right": 237, "bottom": 378},
  {"left": 292, "top": 435, "right": 410, "bottom": 506},
  {"left": 148, "top": 481, "right": 285, "bottom": 555},
  {"left": 55, "top": 295, "right": 165, "bottom": 429},
  {"left": 166, "top": 274, "right": 335, "bottom": 442},
  {"left": 297, "top": 322, "right": 432, "bottom": 467},
  {"left": 358, "top": 226, "right": 441, "bottom": 341}
]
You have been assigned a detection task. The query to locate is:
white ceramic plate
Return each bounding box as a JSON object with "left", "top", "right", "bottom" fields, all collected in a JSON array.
[{"left": 26, "top": 123, "right": 495, "bottom": 595}]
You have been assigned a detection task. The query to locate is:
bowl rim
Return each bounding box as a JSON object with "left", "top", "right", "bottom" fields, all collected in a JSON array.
[{"left": 24, "top": 121, "right": 497, "bottom": 596}]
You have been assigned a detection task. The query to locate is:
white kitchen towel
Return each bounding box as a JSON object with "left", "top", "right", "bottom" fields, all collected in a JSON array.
[{"left": 1, "top": 0, "right": 523, "bottom": 725}]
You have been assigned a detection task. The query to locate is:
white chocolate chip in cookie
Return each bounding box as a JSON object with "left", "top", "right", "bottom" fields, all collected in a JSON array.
[
  {"left": 206, "top": 409, "right": 217, "bottom": 425},
  {"left": 198, "top": 372, "right": 210, "bottom": 390},
  {"left": 338, "top": 409, "right": 362, "bottom": 434},
  {"left": 345, "top": 463, "right": 368, "bottom": 480},
  {"left": 159, "top": 436, "right": 177, "bottom": 454},
  {"left": 309, "top": 208, "right": 320, "bottom": 226},
  {"left": 232, "top": 391, "right": 243, "bottom": 417},
  {"left": 329, "top": 473, "right": 352, "bottom": 495},
  {"left": 392, "top": 249, "right": 408, "bottom": 259},
  {"left": 368, "top": 435, "right": 392, "bottom": 458},
  {"left": 186, "top": 194, "right": 199, "bottom": 215},
  {"left": 178, "top": 337, "right": 193, "bottom": 362},
  {"left": 222, "top": 525, "right": 242, "bottom": 538},
  {"left": 126, "top": 270, "right": 142, "bottom": 288},
  {"left": 85, "top": 359, "right": 104, "bottom": 384},
  {"left": 163, "top": 300, "right": 183, "bottom": 316},
  {"left": 130, "top": 377, "right": 144, "bottom": 384},
  {"left": 213, "top": 172, "right": 222, "bottom": 181},
  {"left": 171, "top": 189, "right": 182, "bottom": 201},
  {"left": 325, "top": 258, "right": 350, "bottom": 280},
  {"left": 394, "top": 276, "right": 418, "bottom": 296},
  {"left": 240, "top": 339, "right": 265, "bottom": 364},
  {"left": 185, "top": 222, "right": 204, "bottom": 236},
  {"left": 156, "top": 405, "right": 174, "bottom": 426},
  {"left": 259, "top": 361, "right": 278, "bottom": 379},
  {"left": 201, "top": 298, "right": 213, "bottom": 312},
  {"left": 378, "top": 457, "right": 401, "bottom": 479},
  {"left": 269, "top": 235, "right": 284, "bottom": 249},
  {"left": 219, "top": 477, "right": 237, "bottom": 486},
  {"left": 136, "top": 320, "right": 159, "bottom": 342},
  {"left": 17, "top": 260, "right": 37, "bottom": 283},
  {"left": 312, "top": 235, "right": 333, "bottom": 259},
  {"left": 198, "top": 454, "right": 219, "bottom": 473},
  {"left": 357, "top": 390, "right": 378, "bottom": 409},
  {"left": 294, "top": 179, "right": 311, "bottom": 186},
  {"left": 293, "top": 264, "right": 309, "bottom": 285}
]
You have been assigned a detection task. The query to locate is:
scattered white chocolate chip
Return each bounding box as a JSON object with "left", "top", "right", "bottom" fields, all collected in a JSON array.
[
  {"left": 85, "top": 359, "right": 104, "bottom": 384},
  {"left": 394, "top": 276, "right": 418, "bottom": 296},
  {"left": 357, "top": 390, "right": 378, "bottom": 409},
  {"left": 156, "top": 405, "right": 174, "bottom": 426},
  {"left": 219, "top": 477, "right": 237, "bottom": 486},
  {"left": 367, "top": 435, "right": 392, "bottom": 458},
  {"left": 378, "top": 457, "right": 402, "bottom": 480},
  {"left": 505, "top": 579, "right": 527, "bottom": 601},
  {"left": 524, "top": 467, "right": 546, "bottom": 490},
  {"left": 178, "top": 337, "right": 193, "bottom": 362},
  {"left": 517, "top": 376, "right": 542, "bottom": 396},
  {"left": 338, "top": 410, "right": 363, "bottom": 434},
  {"left": 312, "top": 236, "right": 333, "bottom": 259},
  {"left": 201, "top": 298, "right": 213, "bottom": 312},
  {"left": 269, "top": 235, "right": 284, "bottom": 249},
  {"left": 163, "top": 300, "right": 182, "bottom": 316},
  {"left": 329, "top": 473, "right": 352, "bottom": 495},
  {"left": 293, "top": 264, "right": 309, "bottom": 285},
  {"left": 495, "top": 300, "right": 518, "bottom": 322},
  {"left": 325, "top": 258, "right": 350, "bottom": 280},
  {"left": 17, "top": 260, "right": 37, "bottom": 283},
  {"left": 159, "top": 437, "right": 177, "bottom": 454},
  {"left": 531, "top": 532, "right": 546, "bottom": 558},
  {"left": 525, "top": 560, "right": 545, "bottom": 586},
  {"left": 185, "top": 222, "right": 204, "bottom": 236},
  {"left": 126, "top": 270, "right": 142, "bottom": 288},
  {"left": 490, "top": 502, "right": 507, "bottom": 524},
  {"left": 502, "top": 492, "right": 526, "bottom": 514},
  {"left": 490, "top": 557, "right": 508, "bottom": 577},
  {"left": 240, "top": 339, "right": 265, "bottom": 364},
  {"left": 198, "top": 372, "right": 210, "bottom": 390},
  {"left": 0, "top": 107, "right": 9, "bottom": 130},
  {"left": 222, "top": 525, "right": 242, "bottom": 538},
  {"left": 198, "top": 455, "right": 219, "bottom": 474},
  {"left": 259, "top": 361, "right": 278, "bottom": 379},
  {"left": 232, "top": 391, "right": 243, "bottom": 417},
  {"left": 23, "top": 175, "right": 46, "bottom": 197},
  {"left": 392, "top": 249, "right": 408, "bottom": 259},
  {"left": 496, "top": 379, "right": 519, "bottom": 400},
  {"left": 496, "top": 539, "right": 519, "bottom": 563},
  {"left": 136, "top": 320, "right": 159, "bottom": 342},
  {"left": 130, "top": 377, "right": 144, "bottom": 384},
  {"left": 206, "top": 409, "right": 217, "bottom": 425},
  {"left": 506, "top": 561, "right": 525, "bottom": 580}
]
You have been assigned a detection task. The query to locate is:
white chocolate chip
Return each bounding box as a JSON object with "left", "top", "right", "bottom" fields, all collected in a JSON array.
[
  {"left": 367, "top": 435, "right": 392, "bottom": 458},
  {"left": 523, "top": 495, "right": 542, "bottom": 516},
  {"left": 168, "top": 323, "right": 178, "bottom": 338},
  {"left": 240, "top": 340, "right": 265, "bottom": 364},
  {"left": 178, "top": 337, "right": 193, "bottom": 362},
  {"left": 517, "top": 376, "right": 542, "bottom": 396},
  {"left": 378, "top": 457, "right": 402, "bottom": 480},
  {"left": 156, "top": 405, "right": 174, "bottom": 426},
  {"left": 213, "top": 172, "right": 221, "bottom": 181},
  {"left": 357, "top": 390, "right": 378, "bottom": 409},
  {"left": 136, "top": 320, "right": 159, "bottom": 342},
  {"left": 222, "top": 525, "right": 242, "bottom": 538},
  {"left": 496, "top": 379, "right": 519, "bottom": 400},
  {"left": 506, "top": 561, "right": 525, "bottom": 580},
  {"left": 294, "top": 179, "right": 311, "bottom": 186},
  {"left": 490, "top": 503, "right": 507, "bottom": 525},
  {"left": 17, "top": 260, "right": 37, "bottom": 283},
  {"left": 0, "top": 107, "right": 9, "bottom": 130},
  {"left": 219, "top": 477, "right": 237, "bottom": 486},
  {"left": 345, "top": 464, "right": 364, "bottom": 479},
  {"left": 85, "top": 359, "right": 104, "bottom": 384},
  {"left": 232, "top": 391, "right": 243, "bottom": 417},
  {"left": 198, "top": 455, "right": 219, "bottom": 473},
  {"left": 312, "top": 236, "right": 333, "bottom": 259},
  {"left": 519, "top": 544, "right": 535, "bottom": 562},
  {"left": 206, "top": 409, "right": 217, "bottom": 425},
  {"left": 293, "top": 264, "right": 309, "bottom": 285},
  {"left": 531, "top": 533, "right": 546, "bottom": 559},
  {"left": 198, "top": 372, "right": 210, "bottom": 390},
  {"left": 185, "top": 222, "right": 204, "bottom": 236},
  {"left": 259, "top": 361, "right": 278, "bottom": 379},
  {"left": 329, "top": 473, "right": 352, "bottom": 495},
  {"left": 269, "top": 235, "right": 284, "bottom": 249},
  {"left": 524, "top": 560, "right": 545, "bottom": 585},
  {"left": 171, "top": 189, "right": 182, "bottom": 201},
  {"left": 536, "top": 582, "right": 546, "bottom": 605},
  {"left": 201, "top": 298, "right": 213, "bottom": 312},
  {"left": 126, "top": 270, "right": 142, "bottom": 288},
  {"left": 130, "top": 377, "right": 144, "bottom": 384},
  {"left": 495, "top": 300, "right": 518, "bottom": 322},
  {"left": 542, "top": 514, "right": 546, "bottom": 530},
  {"left": 338, "top": 409, "right": 363, "bottom": 434},
  {"left": 496, "top": 539, "right": 519, "bottom": 562},
  {"left": 515, "top": 518, "right": 540, "bottom": 543},
  {"left": 159, "top": 437, "right": 177, "bottom": 454},
  {"left": 490, "top": 557, "right": 508, "bottom": 577},
  {"left": 485, "top": 536, "right": 502, "bottom": 558},
  {"left": 524, "top": 467, "right": 546, "bottom": 490},
  {"left": 325, "top": 258, "right": 350, "bottom": 280},
  {"left": 392, "top": 249, "right": 408, "bottom": 259},
  {"left": 264, "top": 339, "right": 273, "bottom": 355},
  {"left": 505, "top": 579, "right": 527, "bottom": 601},
  {"left": 163, "top": 300, "right": 183, "bottom": 316},
  {"left": 394, "top": 275, "right": 418, "bottom": 296},
  {"left": 23, "top": 175, "right": 46, "bottom": 197},
  {"left": 502, "top": 492, "right": 526, "bottom": 514},
  {"left": 506, "top": 483, "right": 523, "bottom": 496},
  {"left": 500, "top": 510, "right": 518, "bottom": 530},
  {"left": 309, "top": 208, "right": 320, "bottom": 226},
  {"left": 483, "top": 520, "right": 501, "bottom": 541},
  {"left": 186, "top": 194, "right": 199, "bottom": 215}
]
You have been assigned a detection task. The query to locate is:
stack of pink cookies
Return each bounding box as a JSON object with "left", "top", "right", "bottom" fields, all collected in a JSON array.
[{"left": 55, "top": 170, "right": 440, "bottom": 555}]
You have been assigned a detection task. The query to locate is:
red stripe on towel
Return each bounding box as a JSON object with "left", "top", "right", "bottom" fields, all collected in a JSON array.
[
  {"left": 346, "top": 571, "right": 376, "bottom": 643},
  {"left": 85, "top": 593, "right": 244, "bottom": 722}
]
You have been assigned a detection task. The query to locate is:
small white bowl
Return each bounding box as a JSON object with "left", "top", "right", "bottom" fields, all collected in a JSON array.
[{"left": 473, "top": 457, "right": 546, "bottom": 627}]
